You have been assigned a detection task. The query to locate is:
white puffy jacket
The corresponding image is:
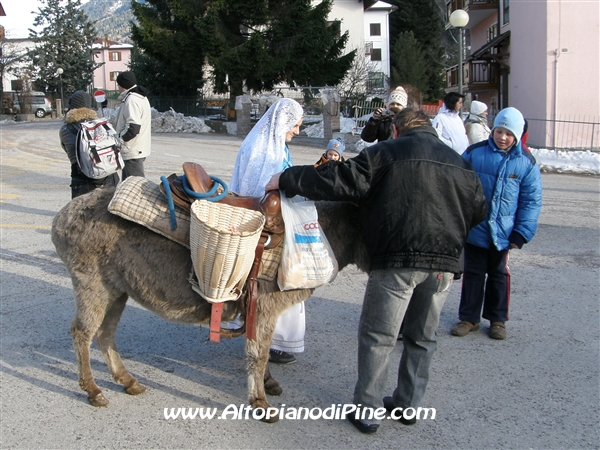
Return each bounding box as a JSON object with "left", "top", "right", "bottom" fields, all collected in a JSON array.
[{"left": 432, "top": 105, "right": 470, "bottom": 153}]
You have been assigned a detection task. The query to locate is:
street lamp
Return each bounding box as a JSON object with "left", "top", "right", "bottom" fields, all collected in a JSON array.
[
  {"left": 449, "top": 9, "right": 469, "bottom": 95},
  {"left": 56, "top": 67, "right": 64, "bottom": 116}
]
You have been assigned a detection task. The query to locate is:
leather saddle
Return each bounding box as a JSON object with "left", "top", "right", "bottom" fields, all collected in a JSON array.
[
  {"left": 159, "top": 162, "right": 284, "bottom": 343},
  {"left": 160, "top": 162, "right": 284, "bottom": 248}
]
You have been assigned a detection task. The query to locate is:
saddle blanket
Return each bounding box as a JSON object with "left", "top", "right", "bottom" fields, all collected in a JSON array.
[{"left": 108, "top": 176, "right": 281, "bottom": 281}]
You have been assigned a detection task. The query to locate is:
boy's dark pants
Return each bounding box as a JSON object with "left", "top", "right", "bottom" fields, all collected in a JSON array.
[{"left": 458, "top": 242, "right": 511, "bottom": 324}]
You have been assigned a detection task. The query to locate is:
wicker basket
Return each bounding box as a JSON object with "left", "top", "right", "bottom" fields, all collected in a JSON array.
[{"left": 190, "top": 200, "right": 265, "bottom": 303}]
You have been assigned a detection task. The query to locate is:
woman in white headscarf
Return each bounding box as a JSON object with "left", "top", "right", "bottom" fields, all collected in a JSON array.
[
  {"left": 230, "top": 97, "right": 305, "bottom": 365},
  {"left": 230, "top": 98, "right": 304, "bottom": 196}
]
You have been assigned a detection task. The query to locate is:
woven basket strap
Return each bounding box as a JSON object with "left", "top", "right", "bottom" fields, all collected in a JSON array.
[{"left": 245, "top": 236, "right": 266, "bottom": 341}]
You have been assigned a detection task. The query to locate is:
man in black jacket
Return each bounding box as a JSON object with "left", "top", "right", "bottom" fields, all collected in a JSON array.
[{"left": 266, "top": 109, "right": 487, "bottom": 434}]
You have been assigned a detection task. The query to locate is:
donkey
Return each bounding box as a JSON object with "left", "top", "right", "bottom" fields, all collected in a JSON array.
[{"left": 51, "top": 187, "right": 369, "bottom": 421}]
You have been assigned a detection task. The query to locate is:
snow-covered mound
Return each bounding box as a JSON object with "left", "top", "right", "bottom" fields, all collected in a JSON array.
[
  {"left": 531, "top": 148, "right": 600, "bottom": 175},
  {"left": 150, "top": 108, "right": 212, "bottom": 133},
  {"left": 100, "top": 107, "right": 213, "bottom": 134}
]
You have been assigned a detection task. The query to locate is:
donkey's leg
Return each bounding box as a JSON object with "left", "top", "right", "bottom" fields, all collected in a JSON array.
[
  {"left": 246, "top": 291, "right": 279, "bottom": 419},
  {"left": 264, "top": 364, "right": 282, "bottom": 396},
  {"left": 71, "top": 286, "right": 116, "bottom": 407},
  {"left": 95, "top": 294, "right": 146, "bottom": 396}
]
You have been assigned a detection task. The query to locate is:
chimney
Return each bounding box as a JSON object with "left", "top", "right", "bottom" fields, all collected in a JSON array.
[{"left": 104, "top": 34, "right": 108, "bottom": 48}]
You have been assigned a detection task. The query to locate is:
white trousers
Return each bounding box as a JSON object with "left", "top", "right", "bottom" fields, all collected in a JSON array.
[{"left": 270, "top": 301, "right": 305, "bottom": 353}]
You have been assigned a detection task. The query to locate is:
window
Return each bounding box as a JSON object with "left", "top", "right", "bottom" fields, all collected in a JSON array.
[
  {"left": 370, "top": 23, "right": 381, "bottom": 36},
  {"left": 11, "top": 79, "right": 23, "bottom": 91},
  {"left": 488, "top": 23, "right": 498, "bottom": 42},
  {"left": 368, "top": 72, "right": 384, "bottom": 89},
  {"left": 502, "top": 0, "right": 510, "bottom": 25},
  {"left": 371, "top": 48, "right": 382, "bottom": 61},
  {"left": 110, "top": 71, "right": 121, "bottom": 81},
  {"left": 109, "top": 51, "right": 122, "bottom": 61}
]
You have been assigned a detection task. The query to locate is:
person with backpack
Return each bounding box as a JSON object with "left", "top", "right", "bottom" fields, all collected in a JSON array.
[
  {"left": 59, "top": 91, "right": 119, "bottom": 199},
  {"left": 113, "top": 71, "right": 152, "bottom": 179}
]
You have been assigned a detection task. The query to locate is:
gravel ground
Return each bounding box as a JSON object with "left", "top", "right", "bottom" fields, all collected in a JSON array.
[{"left": 1, "top": 120, "right": 598, "bottom": 449}]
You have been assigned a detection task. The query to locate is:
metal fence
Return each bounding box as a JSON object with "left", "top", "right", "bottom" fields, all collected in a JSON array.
[
  {"left": 349, "top": 99, "right": 385, "bottom": 135},
  {"left": 525, "top": 117, "right": 600, "bottom": 152}
]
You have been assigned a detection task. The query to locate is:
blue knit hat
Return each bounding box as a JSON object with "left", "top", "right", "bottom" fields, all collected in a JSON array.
[
  {"left": 326, "top": 137, "right": 345, "bottom": 156},
  {"left": 493, "top": 107, "right": 525, "bottom": 145}
]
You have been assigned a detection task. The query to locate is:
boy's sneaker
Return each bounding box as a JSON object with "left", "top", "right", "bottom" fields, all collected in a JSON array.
[
  {"left": 451, "top": 321, "right": 480, "bottom": 336},
  {"left": 489, "top": 321, "right": 507, "bottom": 340},
  {"left": 269, "top": 349, "right": 296, "bottom": 364}
]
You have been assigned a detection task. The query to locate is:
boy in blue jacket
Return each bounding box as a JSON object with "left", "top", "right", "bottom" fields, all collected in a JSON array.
[{"left": 452, "top": 107, "right": 543, "bottom": 340}]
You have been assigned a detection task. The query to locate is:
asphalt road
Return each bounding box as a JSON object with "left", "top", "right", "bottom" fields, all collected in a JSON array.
[{"left": 1, "top": 119, "right": 599, "bottom": 449}]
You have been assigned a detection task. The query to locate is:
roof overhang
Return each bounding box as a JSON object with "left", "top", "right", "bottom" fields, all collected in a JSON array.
[{"left": 469, "top": 31, "right": 511, "bottom": 60}]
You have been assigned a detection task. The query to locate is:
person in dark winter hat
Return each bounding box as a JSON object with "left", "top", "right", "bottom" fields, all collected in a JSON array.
[
  {"left": 59, "top": 91, "right": 119, "bottom": 198},
  {"left": 315, "top": 137, "right": 346, "bottom": 166},
  {"left": 452, "top": 106, "right": 542, "bottom": 341},
  {"left": 116, "top": 71, "right": 137, "bottom": 90},
  {"left": 68, "top": 90, "right": 92, "bottom": 110},
  {"left": 112, "top": 71, "right": 151, "bottom": 179}
]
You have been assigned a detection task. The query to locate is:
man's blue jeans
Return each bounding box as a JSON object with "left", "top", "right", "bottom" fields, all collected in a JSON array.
[{"left": 353, "top": 268, "right": 453, "bottom": 425}]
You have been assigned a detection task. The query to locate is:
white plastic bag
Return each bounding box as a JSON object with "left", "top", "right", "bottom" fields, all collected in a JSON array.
[{"left": 277, "top": 192, "right": 338, "bottom": 290}]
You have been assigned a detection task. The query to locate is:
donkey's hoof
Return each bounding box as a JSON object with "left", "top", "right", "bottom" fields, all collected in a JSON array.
[
  {"left": 264, "top": 378, "right": 283, "bottom": 396},
  {"left": 88, "top": 392, "right": 109, "bottom": 407},
  {"left": 261, "top": 411, "right": 280, "bottom": 423},
  {"left": 252, "top": 406, "right": 280, "bottom": 423},
  {"left": 124, "top": 382, "right": 146, "bottom": 396}
]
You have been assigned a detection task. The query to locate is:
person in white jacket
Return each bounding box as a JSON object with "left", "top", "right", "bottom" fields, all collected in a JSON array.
[
  {"left": 464, "top": 100, "right": 491, "bottom": 145},
  {"left": 432, "top": 92, "right": 469, "bottom": 153},
  {"left": 113, "top": 71, "right": 152, "bottom": 179}
]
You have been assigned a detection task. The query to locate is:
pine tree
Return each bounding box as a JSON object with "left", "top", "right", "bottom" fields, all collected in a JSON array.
[
  {"left": 131, "top": 0, "right": 355, "bottom": 100},
  {"left": 388, "top": 0, "right": 445, "bottom": 102},
  {"left": 390, "top": 31, "right": 428, "bottom": 101},
  {"left": 130, "top": 0, "right": 212, "bottom": 98},
  {"left": 27, "top": 0, "right": 98, "bottom": 97}
]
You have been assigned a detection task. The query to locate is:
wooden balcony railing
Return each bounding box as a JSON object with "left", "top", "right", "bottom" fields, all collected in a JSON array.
[{"left": 445, "top": 60, "right": 499, "bottom": 91}]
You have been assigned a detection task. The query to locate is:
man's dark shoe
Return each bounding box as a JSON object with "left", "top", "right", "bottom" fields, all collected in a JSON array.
[
  {"left": 268, "top": 349, "right": 296, "bottom": 365},
  {"left": 383, "top": 396, "right": 417, "bottom": 425},
  {"left": 346, "top": 414, "right": 379, "bottom": 434}
]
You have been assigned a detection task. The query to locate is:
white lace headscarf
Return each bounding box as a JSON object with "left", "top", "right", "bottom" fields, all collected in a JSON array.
[{"left": 230, "top": 98, "right": 304, "bottom": 196}]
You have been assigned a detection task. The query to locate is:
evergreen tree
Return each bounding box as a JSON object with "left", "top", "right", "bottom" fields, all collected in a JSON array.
[
  {"left": 130, "top": 0, "right": 212, "bottom": 97},
  {"left": 390, "top": 31, "right": 428, "bottom": 96},
  {"left": 388, "top": 0, "right": 445, "bottom": 102},
  {"left": 131, "top": 0, "right": 355, "bottom": 100},
  {"left": 27, "top": 0, "right": 98, "bottom": 97},
  {"left": 128, "top": 45, "right": 178, "bottom": 97}
]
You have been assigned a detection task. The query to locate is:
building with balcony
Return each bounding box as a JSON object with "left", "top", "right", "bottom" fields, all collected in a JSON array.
[
  {"left": 445, "top": 0, "right": 599, "bottom": 149},
  {"left": 327, "top": 0, "right": 396, "bottom": 94}
]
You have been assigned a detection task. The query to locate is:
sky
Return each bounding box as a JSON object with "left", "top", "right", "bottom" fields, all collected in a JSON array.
[
  {"left": 0, "top": 0, "right": 44, "bottom": 38},
  {"left": 0, "top": 0, "right": 93, "bottom": 38}
]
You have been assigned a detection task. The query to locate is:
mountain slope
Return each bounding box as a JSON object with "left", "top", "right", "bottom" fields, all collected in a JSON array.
[{"left": 82, "top": 0, "right": 136, "bottom": 44}]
